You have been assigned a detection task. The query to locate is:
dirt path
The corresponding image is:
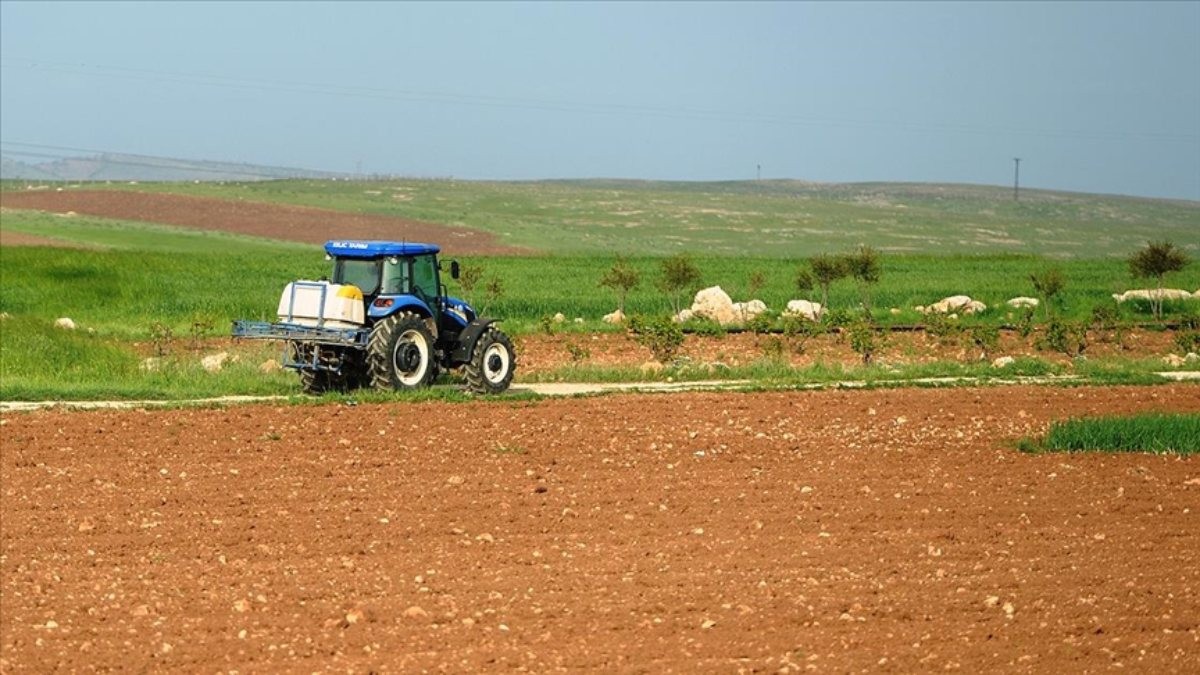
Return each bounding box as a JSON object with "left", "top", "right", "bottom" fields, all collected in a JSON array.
[
  {"left": 3, "top": 385, "right": 1199, "bottom": 672},
  {"left": 0, "top": 190, "right": 527, "bottom": 256}
]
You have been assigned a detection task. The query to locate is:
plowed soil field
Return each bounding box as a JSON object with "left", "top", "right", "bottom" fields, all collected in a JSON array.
[
  {"left": 0, "top": 191, "right": 525, "bottom": 255},
  {"left": 3, "top": 385, "right": 1199, "bottom": 672}
]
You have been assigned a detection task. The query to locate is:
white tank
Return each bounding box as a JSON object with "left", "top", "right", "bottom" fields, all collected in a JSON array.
[{"left": 277, "top": 281, "right": 365, "bottom": 328}]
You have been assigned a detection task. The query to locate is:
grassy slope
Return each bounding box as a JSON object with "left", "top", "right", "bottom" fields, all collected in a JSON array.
[
  {"left": 0, "top": 209, "right": 311, "bottom": 254},
  {"left": 2, "top": 179, "right": 1198, "bottom": 400},
  {"left": 7, "top": 178, "right": 1197, "bottom": 258}
]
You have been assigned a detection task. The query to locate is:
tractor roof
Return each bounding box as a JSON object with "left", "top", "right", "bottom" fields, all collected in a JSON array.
[{"left": 324, "top": 240, "right": 440, "bottom": 259}]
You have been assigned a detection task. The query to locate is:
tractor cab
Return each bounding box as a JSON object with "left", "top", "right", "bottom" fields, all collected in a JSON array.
[{"left": 324, "top": 240, "right": 472, "bottom": 333}]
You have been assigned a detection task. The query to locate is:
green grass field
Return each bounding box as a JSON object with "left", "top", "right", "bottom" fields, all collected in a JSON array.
[
  {"left": 4, "top": 239, "right": 1197, "bottom": 338},
  {"left": 6, "top": 177, "right": 1197, "bottom": 257},
  {"left": 2, "top": 179, "right": 1198, "bottom": 400},
  {"left": 0, "top": 208, "right": 310, "bottom": 254}
]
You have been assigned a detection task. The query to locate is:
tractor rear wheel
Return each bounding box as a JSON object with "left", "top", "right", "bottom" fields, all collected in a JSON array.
[
  {"left": 465, "top": 327, "right": 516, "bottom": 394},
  {"left": 368, "top": 312, "right": 437, "bottom": 390}
]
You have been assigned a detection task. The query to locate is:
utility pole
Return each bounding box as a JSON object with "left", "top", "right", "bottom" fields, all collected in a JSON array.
[{"left": 1013, "top": 157, "right": 1021, "bottom": 201}]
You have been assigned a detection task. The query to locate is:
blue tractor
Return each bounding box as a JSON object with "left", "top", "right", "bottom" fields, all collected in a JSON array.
[{"left": 233, "top": 240, "right": 515, "bottom": 394}]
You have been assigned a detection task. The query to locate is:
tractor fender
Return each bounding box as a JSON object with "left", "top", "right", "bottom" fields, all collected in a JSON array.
[
  {"left": 449, "top": 318, "right": 498, "bottom": 366},
  {"left": 371, "top": 297, "right": 437, "bottom": 337}
]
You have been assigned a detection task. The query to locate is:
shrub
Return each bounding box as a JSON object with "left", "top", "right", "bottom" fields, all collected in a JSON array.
[
  {"left": 480, "top": 275, "right": 504, "bottom": 315},
  {"left": 760, "top": 335, "right": 786, "bottom": 359},
  {"left": 565, "top": 342, "right": 590, "bottom": 362},
  {"left": 149, "top": 321, "right": 174, "bottom": 357},
  {"left": 968, "top": 324, "right": 1000, "bottom": 361},
  {"left": 1128, "top": 240, "right": 1190, "bottom": 320},
  {"left": 924, "top": 312, "right": 962, "bottom": 346},
  {"left": 457, "top": 263, "right": 485, "bottom": 296},
  {"left": 1178, "top": 308, "right": 1200, "bottom": 331},
  {"left": 847, "top": 319, "right": 882, "bottom": 364},
  {"left": 628, "top": 314, "right": 685, "bottom": 364},
  {"left": 657, "top": 254, "right": 701, "bottom": 315},
  {"left": 824, "top": 308, "right": 854, "bottom": 342},
  {"left": 1030, "top": 267, "right": 1067, "bottom": 318},
  {"left": 810, "top": 253, "right": 849, "bottom": 312},
  {"left": 599, "top": 257, "right": 640, "bottom": 313},
  {"left": 189, "top": 317, "right": 215, "bottom": 351},
  {"left": 1090, "top": 304, "right": 1126, "bottom": 348},
  {"left": 1175, "top": 331, "right": 1200, "bottom": 355},
  {"left": 1015, "top": 306, "right": 1037, "bottom": 339},
  {"left": 782, "top": 315, "right": 824, "bottom": 354},
  {"left": 1038, "top": 319, "right": 1088, "bottom": 357},
  {"left": 745, "top": 311, "right": 774, "bottom": 336},
  {"left": 686, "top": 316, "right": 726, "bottom": 337},
  {"left": 844, "top": 245, "right": 882, "bottom": 312},
  {"left": 795, "top": 268, "right": 815, "bottom": 301}
]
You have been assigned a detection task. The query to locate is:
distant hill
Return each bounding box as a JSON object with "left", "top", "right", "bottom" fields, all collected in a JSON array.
[{"left": 0, "top": 152, "right": 350, "bottom": 182}]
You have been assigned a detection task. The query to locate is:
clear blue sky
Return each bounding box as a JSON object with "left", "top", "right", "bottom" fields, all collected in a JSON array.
[{"left": 2, "top": 1, "right": 1197, "bottom": 199}]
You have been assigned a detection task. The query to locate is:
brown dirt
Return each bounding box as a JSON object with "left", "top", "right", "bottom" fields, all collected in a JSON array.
[
  {"left": 513, "top": 328, "right": 1183, "bottom": 376},
  {"left": 0, "top": 190, "right": 526, "bottom": 256},
  {"left": 0, "top": 230, "right": 96, "bottom": 249},
  {"left": 3, "top": 385, "right": 1199, "bottom": 672}
]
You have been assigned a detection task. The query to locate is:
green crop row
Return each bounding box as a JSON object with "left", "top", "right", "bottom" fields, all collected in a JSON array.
[{"left": 1019, "top": 413, "right": 1200, "bottom": 454}]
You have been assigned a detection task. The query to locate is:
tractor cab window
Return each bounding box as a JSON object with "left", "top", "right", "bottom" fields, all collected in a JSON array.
[
  {"left": 333, "top": 259, "right": 380, "bottom": 296},
  {"left": 381, "top": 258, "right": 409, "bottom": 295},
  {"left": 411, "top": 254, "right": 439, "bottom": 301}
]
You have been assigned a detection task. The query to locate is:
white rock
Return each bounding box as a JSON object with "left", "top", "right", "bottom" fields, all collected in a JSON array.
[
  {"left": 602, "top": 309, "right": 625, "bottom": 325},
  {"left": 201, "top": 352, "right": 229, "bottom": 373},
  {"left": 1186, "top": 352, "right": 1199, "bottom": 363},
  {"left": 139, "top": 357, "right": 161, "bottom": 373},
  {"left": 552, "top": 312, "right": 565, "bottom": 324},
  {"left": 674, "top": 308, "right": 695, "bottom": 323},
  {"left": 690, "top": 286, "right": 739, "bottom": 325},
  {"left": 963, "top": 300, "right": 987, "bottom": 315},
  {"left": 919, "top": 296, "right": 971, "bottom": 314},
  {"left": 783, "top": 299, "right": 823, "bottom": 322},
  {"left": 1113, "top": 288, "right": 1195, "bottom": 303},
  {"left": 1162, "top": 354, "right": 1186, "bottom": 367},
  {"left": 54, "top": 317, "right": 77, "bottom": 330},
  {"left": 0, "top": 312, "right": 10, "bottom": 321},
  {"left": 1006, "top": 296, "right": 1040, "bottom": 308},
  {"left": 573, "top": 317, "right": 584, "bottom": 324},
  {"left": 889, "top": 308, "right": 902, "bottom": 316},
  {"left": 991, "top": 356, "right": 1016, "bottom": 368},
  {"left": 733, "top": 299, "right": 768, "bottom": 322}
]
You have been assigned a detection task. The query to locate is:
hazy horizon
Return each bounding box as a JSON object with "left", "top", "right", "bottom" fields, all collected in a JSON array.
[{"left": 2, "top": 1, "right": 1197, "bottom": 200}]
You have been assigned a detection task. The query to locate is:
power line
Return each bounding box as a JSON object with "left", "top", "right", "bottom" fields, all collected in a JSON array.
[{"left": 0, "top": 142, "right": 348, "bottom": 179}]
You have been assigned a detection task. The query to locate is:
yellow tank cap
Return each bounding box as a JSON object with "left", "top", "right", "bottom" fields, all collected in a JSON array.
[{"left": 336, "top": 285, "right": 364, "bottom": 300}]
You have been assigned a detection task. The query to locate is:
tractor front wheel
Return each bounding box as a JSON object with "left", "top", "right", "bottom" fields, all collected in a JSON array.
[
  {"left": 368, "top": 312, "right": 437, "bottom": 390},
  {"left": 465, "top": 327, "right": 516, "bottom": 394}
]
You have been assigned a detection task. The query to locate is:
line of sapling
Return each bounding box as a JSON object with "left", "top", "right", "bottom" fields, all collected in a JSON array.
[{"left": 554, "top": 238, "right": 1194, "bottom": 367}]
